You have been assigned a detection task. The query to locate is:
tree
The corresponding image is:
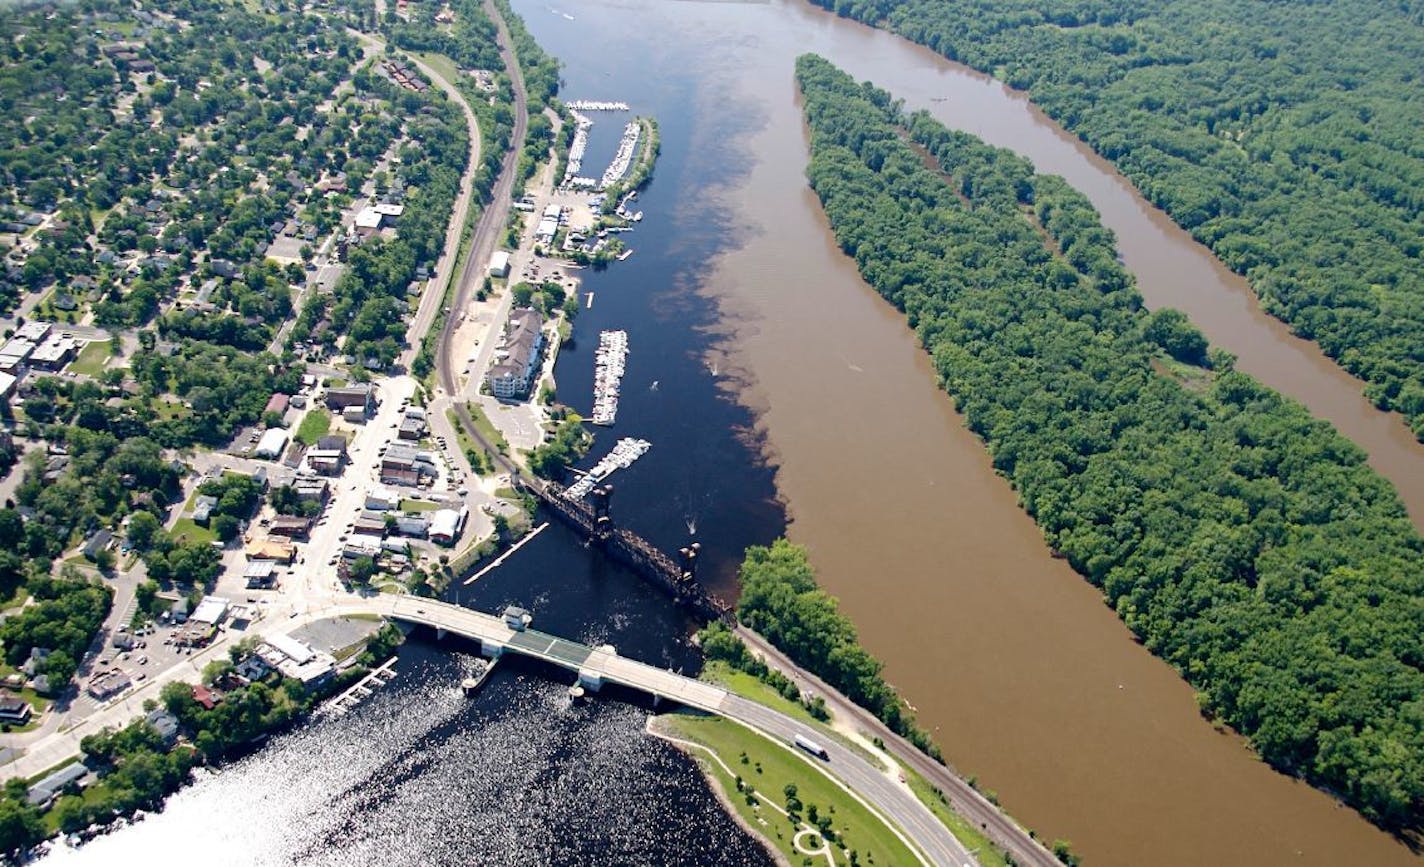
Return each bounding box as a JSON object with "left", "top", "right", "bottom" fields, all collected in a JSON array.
[
  {"left": 127, "top": 511, "right": 162, "bottom": 550},
  {"left": 43, "top": 649, "right": 77, "bottom": 689},
  {"left": 1144, "top": 308, "right": 1209, "bottom": 365},
  {"left": 211, "top": 514, "right": 240, "bottom": 543},
  {"left": 0, "top": 798, "right": 34, "bottom": 855},
  {"left": 348, "top": 555, "right": 377, "bottom": 585}
]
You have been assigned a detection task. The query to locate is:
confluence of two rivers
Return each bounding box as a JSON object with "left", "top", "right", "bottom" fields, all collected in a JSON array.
[{"left": 514, "top": 1, "right": 1424, "bottom": 866}]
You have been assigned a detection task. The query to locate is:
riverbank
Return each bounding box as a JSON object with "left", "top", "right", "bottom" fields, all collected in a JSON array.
[
  {"left": 650, "top": 713, "right": 923, "bottom": 867},
  {"left": 3, "top": 622, "right": 406, "bottom": 859},
  {"left": 796, "top": 52, "right": 1424, "bottom": 835}
]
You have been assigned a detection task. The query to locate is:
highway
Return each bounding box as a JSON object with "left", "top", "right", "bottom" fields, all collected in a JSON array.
[{"left": 736, "top": 628, "right": 1061, "bottom": 867}]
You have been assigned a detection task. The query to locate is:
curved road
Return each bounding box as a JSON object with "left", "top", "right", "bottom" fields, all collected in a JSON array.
[
  {"left": 324, "top": 594, "right": 978, "bottom": 867},
  {"left": 736, "top": 628, "right": 1061, "bottom": 867}
]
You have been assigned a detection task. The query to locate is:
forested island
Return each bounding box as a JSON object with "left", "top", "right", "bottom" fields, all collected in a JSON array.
[
  {"left": 794, "top": 54, "right": 1424, "bottom": 830},
  {"left": 808, "top": 0, "right": 1424, "bottom": 441}
]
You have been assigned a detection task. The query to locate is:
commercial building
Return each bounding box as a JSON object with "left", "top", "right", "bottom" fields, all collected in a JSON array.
[
  {"left": 258, "top": 634, "right": 335, "bottom": 686},
  {"left": 244, "top": 559, "right": 279, "bottom": 589},
  {"left": 429, "top": 507, "right": 467, "bottom": 545},
  {"left": 324, "top": 384, "right": 374, "bottom": 415},
  {"left": 268, "top": 516, "right": 312, "bottom": 539},
  {"left": 397, "top": 415, "right": 426, "bottom": 441},
  {"left": 485, "top": 307, "right": 544, "bottom": 400},
  {"left": 380, "top": 444, "right": 436, "bottom": 487},
  {"left": 488, "top": 250, "right": 511, "bottom": 278},
  {"left": 191, "top": 596, "right": 230, "bottom": 625},
  {"left": 343, "top": 534, "right": 384, "bottom": 559},
  {"left": 29, "top": 335, "right": 76, "bottom": 370},
  {"left": 394, "top": 515, "right": 429, "bottom": 538},
  {"left": 0, "top": 337, "right": 36, "bottom": 363},
  {"left": 87, "top": 669, "right": 132, "bottom": 701},
  {"left": 254, "top": 428, "right": 289, "bottom": 460},
  {"left": 293, "top": 476, "right": 330, "bottom": 504},
  {"left": 15, "top": 321, "right": 51, "bottom": 343},
  {"left": 306, "top": 448, "right": 345, "bottom": 475},
  {"left": 246, "top": 538, "right": 296, "bottom": 563}
]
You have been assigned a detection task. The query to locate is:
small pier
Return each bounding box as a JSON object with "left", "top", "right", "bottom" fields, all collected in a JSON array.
[
  {"left": 324, "top": 656, "right": 398, "bottom": 716},
  {"left": 567, "top": 100, "right": 630, "bottom": 111}
]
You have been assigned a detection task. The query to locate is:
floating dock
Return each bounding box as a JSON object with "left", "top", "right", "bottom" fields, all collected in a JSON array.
[
  {"left": 591, "top": 329, "right": 628, "bottom": 426},
  {"left": 600, "top": 122, "right": 641, "bottom": 188},
  {"left": 567, "top": 100, "right": 630, "bottom": 111},
  {"left": 563, "top": 110, "right": 594, "bottom": 186},
  {"left": 566, "top": 438, "right": 652, "bottom": 500}
]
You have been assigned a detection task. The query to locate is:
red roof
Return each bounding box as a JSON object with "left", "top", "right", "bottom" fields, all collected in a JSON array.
[
  {"left": 264, "top": 393, "right": 290, "bottom": 414},
  {"left": 192, "top": 684, "right": 219, "bottom": 709}
]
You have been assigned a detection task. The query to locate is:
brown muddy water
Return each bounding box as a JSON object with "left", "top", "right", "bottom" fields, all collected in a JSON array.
[{"left": 519, "top": 1, "right": 1424, "bottom": 865}]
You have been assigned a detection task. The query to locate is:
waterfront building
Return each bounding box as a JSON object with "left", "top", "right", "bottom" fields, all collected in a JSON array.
[{"left": 485, "top": 307, "right": 544, "bottom": 399}]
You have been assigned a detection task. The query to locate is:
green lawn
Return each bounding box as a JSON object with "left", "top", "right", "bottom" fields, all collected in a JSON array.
[
  {"left": 656, "top": 713, "right": 923, "bottom": 867},
  {"left": 464, "top": 402, "right": 510, "bottom": 454},
  {"left": 416, "top": 52, "right": 460, "bottom": 85},
  {"left": 900, "top": 764, "right": 1013, "bottom": 867},
  {"left": 69, "top": 340, "right": 112, "bottom": 377},
  {"left": 152, "top": 398, "right": 192, "bottom": 421},
  {"left": 295, "top": 408, "right": 332, "bottom": 445},
  {"left": 400, "top": 499, "right": 439, "bottom": 512},
  {"left": 447, "top": 407, "right": 497, "bottom": 474},
  {"left": 169, "top": 518, "right": 216, "bottom": 546},
  {"left": 700, "top": 665, "right": 1014, "bottom": 865},
  {"left": 700, "top": 660, "right": 820, "bottom": 726}
]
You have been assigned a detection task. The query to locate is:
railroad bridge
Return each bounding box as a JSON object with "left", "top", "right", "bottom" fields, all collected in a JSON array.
[{"left": 517, "top": 477, "right": 732, "bottom": 622}]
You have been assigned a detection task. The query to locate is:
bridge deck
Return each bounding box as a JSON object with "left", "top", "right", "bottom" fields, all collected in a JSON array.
[{"left": 347, "top": 596, "right": 728, "bottom": 711}]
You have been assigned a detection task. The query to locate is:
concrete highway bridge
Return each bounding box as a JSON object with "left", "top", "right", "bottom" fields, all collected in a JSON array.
[{"left": 328, "top": 594, "right": 976, "bottom": 867}]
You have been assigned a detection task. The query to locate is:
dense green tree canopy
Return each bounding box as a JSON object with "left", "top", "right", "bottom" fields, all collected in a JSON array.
[
  {"left": 808, "top": 0, "right": 1424, "bottom": 440},
  {"left": 795, "top": 54, "right": 1424, "bottom": 828}
]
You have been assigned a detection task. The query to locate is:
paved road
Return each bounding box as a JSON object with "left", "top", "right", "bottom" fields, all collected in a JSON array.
[
  {"left": 312, "top": 595, "right": 979, "bottom": 867},
  {"left": 721, "top": 693, "right": 974, "bottom": 867},
  {"left": 736, "top": 628, "right": 1061, "bottom": 867}
]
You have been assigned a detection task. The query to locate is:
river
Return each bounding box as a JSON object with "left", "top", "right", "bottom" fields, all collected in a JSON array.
[
  {"left": 514, "top": 1, "right": 1424, "bottom": 865},
  {"left": 40, "top": 1, "right": 1424, "bottom": 864}
]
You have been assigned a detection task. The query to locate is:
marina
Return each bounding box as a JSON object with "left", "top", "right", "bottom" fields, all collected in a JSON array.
[
  {"left": 590, "top": 328, "right": 628, "bottom": 425},
  {"left": 564, "top": 437, "right": 653, "bottom": 500},
  {"left": 600, "top": 121, "right": 642, "bottom": 188},
  {"left": 562, "top": 109, "right": 594, "bottom": 187},
  {"left": 567, "top": 100, "right": 630, "bottom": 111}
]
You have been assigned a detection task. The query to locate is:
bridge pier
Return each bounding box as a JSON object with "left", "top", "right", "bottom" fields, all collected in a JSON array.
[
  {"left": 577, "top": 669, "right": 604, "bottom": 692},
  {"left": 480, "top": 639, "right": 506, "bottom": 659},
  {"left": 435, "top": 627, "right": 447, "bottom": 640}
]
